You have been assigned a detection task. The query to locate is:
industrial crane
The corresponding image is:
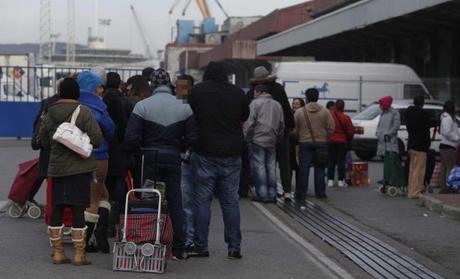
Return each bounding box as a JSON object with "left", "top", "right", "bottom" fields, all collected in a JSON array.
[
  {"left": 130, "top": 5, "right": 155, "bottom": 60},
  {"left": 169, "top": 0, "right": 229, "bottom": 19}
]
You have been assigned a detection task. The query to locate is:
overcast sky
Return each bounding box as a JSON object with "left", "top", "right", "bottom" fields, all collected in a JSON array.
[{"left": 0, "top": 0, "right": 306, "bottom": 55}]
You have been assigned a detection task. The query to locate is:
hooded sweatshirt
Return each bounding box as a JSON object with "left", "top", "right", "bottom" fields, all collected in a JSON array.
[
  {"left": 294, "top": 102, "right": 335, "bottom": 143},
  {"left": 440, "top": 112, "right": 460, "bottom": 148},
  {"left": 190, "top": 62, "right": 250, "bottom": 157}
]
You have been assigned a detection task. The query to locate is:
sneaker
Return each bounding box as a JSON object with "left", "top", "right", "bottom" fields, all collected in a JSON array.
[
  {"left": 284, "top": 192, "right": 293, "bottom": 202},
  {"left": 227, "top": 251, "right": 242, "bottom": 259},
  {"left": 327, "top": 180, "right": 334, "bottom": 187},
  {"left": 338, "top": 180, "right": 346, "bottom": 188},
  {"left": 187, "top": 247, "right": 210, "bottom": 258}
]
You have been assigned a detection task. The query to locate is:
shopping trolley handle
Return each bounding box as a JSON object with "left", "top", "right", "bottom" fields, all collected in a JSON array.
[{"left": 122, "top": 188, "right": 163, "bottom": 245}]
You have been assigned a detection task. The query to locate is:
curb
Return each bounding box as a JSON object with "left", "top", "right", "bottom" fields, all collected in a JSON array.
[{"left": 418, "top": 194, "right": 460, "bottom": 221}]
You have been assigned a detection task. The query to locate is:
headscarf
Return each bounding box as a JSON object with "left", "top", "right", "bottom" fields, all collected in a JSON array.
[{"left": 379, "top": 96, "right": 393, "bottom": 111}]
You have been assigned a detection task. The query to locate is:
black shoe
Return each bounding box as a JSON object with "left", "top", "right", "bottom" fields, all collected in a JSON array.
[
  {"left": 187, "top": 247, "right": 210, "bottom": 258},
  {"left": 173, "top": 250, "right": 189, "bottom": 260},
  {"left": 251, "top": 197, "right": 262, "bottom": 203},
  {"left": 316, "top": 194, "right": 328, "bottom": 199},
  {"left": 228, "top": 251, "right": 242, "bottom": 259}
]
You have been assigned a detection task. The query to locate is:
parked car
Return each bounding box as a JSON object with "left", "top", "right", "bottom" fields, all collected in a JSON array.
[
  {"left": 352, "top": 99, "right": 458, "bottom": 161},
  {"left": 273, "top": 61, "right": 432, "bottom": 113}
]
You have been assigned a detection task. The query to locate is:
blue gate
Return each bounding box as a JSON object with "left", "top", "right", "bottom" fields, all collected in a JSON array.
[{"left": 0, "top": 102, "right": 40, "bottom": 137}]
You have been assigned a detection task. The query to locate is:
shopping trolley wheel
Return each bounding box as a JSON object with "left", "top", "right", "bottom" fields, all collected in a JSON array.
[
  {"left": 387, "top": 186, "right": 399, "bottom": 197},
  {"left": 379, "top": 185, "right": 386, "bottom": 194},
  {"left": 8, "top": 203, "right": 26, "bottom": 218},
  {"left": 27, "top": 204, "right": 42, "bottom": 219}
]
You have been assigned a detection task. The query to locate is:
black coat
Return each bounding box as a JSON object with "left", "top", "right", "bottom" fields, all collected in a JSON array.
[
  {"left": 103, "top": 89, "right": 128, "bottom": 176},
  {"left": 247, "top": 79, "right": 294, "bottom": 133},
  {"left": 405, "top": 105, "right": 437, "bottom": 152},
  {"left": 31, "top": 95, "right": 59, "bottom": 178},
  {"left": 190, "top": 62, "right": 250, "bottom": 158}
]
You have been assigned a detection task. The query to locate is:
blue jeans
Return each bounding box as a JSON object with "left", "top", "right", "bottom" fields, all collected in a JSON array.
[
  {"left": 249, "top": 144, "right": 277, "bottom": 201},
  {"left": 191, "top": 153, "right": 242, "bottom": 253},
  {"left": 181, "top": 162, "right": 194, "bottom": 246},
  {"left": 297, "top": 142, "right": 327, "bottom": 199}
]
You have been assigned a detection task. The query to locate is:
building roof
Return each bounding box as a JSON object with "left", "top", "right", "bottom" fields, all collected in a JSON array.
[
  {"left": 257, "top": 0, "right": 451, "bottom": 56},
  {"left": 196, "top": 0, "right": 339, "bottom": 68}
]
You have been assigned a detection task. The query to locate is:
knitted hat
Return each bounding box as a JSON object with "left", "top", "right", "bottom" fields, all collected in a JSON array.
[
  {"left": 77, "top": 71, "right": 102, "bottom": 93},
  {"left": 151, "top": 68, "right": 171, "bottom": 88}
]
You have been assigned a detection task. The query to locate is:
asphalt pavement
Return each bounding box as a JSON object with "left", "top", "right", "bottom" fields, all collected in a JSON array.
[
  {"left": 0, "top": 140, "right": 349, "bottom": 279},
  {"left": 310, "top": 161, "right": 460, "bottom": 278}
]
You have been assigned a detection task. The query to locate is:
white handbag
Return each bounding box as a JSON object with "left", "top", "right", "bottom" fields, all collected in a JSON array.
[{"left": 52, "top": 105, "right": 93, "bottom": 158}]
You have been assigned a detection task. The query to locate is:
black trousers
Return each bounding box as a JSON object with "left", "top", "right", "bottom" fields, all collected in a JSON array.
[{"left": 277, "top": 133, "right": 291, "bottom": 193}]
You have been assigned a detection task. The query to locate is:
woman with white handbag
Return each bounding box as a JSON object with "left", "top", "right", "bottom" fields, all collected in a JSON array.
[
  {"left": 77, "top": 71, "right": 115, "bottom": 254},
  {"left": 39, "top": 78, "right": 102, "bottom": 265}
]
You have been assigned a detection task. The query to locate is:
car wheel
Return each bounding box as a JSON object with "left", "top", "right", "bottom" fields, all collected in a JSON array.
[{"left": 355, "top": 150, "right": 376, "bottom": 161}]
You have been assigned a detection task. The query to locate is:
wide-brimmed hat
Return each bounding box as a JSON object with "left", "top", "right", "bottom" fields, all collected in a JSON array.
[{"left": 250, "top": 66, "right": 277, "bottom": 85}]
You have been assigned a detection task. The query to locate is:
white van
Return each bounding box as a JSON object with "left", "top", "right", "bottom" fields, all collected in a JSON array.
[{"left": 273, "top": 62, "right": 431, "bottom": 112}]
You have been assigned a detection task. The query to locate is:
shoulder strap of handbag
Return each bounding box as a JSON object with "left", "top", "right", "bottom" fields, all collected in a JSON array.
[
  {"left": 334, "top": 111, "right": 351, "bottom": 142},
  {"left": 303, "top": 107, "right": 316, "bottom": 143},
  {"left": 70, "top": 105, "right": 81, "bottom": 126}
]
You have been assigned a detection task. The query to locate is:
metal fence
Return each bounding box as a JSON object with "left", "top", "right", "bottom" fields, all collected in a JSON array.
[{"left": 0, "top": 65, "right": 143, "bottom": 102}]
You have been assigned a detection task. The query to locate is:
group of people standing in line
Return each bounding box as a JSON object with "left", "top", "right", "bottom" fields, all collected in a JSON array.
[
  {"left": 33, "top": 61, "right": 357, "bottom": 267},
  {"left": 375, "top": 94, "right": 459, "bottom": 199},
  {"left": 35, "top": 60, "right": 458, "bottom": 269}
]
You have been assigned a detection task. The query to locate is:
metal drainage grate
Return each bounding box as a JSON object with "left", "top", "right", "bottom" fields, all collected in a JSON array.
[{"left": 277, "top": 199, "right": 444, "bottom": 279}]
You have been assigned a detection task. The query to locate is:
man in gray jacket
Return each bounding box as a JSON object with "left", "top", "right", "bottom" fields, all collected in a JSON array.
[{"left": 244, "top": 85, "right": 284, "bottom": 203}]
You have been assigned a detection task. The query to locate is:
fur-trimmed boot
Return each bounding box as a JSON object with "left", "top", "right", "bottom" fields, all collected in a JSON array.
[
  {"left": 84, "top": 211, "right": 99, "bottom": 253},
  {"left": 94, "top": 200, "right": 111, "bottom": 253},
  {"left": 48, "top": 225, "right": 71, "bottom": 264},
  {"left": 71, "top": 226, "right": 91, "bottom": 265}
]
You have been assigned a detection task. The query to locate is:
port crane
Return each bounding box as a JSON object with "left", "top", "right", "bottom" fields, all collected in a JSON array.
[
  {"left": 169, "top": 0, "right": 229, "bottom": 19},
  {"left": 130, "top": 5, "right": 155, "bottom": 60}
]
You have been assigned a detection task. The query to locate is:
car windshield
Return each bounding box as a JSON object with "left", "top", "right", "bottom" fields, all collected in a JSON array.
[{"left": 353, "top": 104, "right": 381, "bottom": 120}]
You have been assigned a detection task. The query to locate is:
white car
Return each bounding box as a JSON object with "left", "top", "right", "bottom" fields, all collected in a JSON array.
[{"left": 352, "top": 99, "right": 456, "bottom": 161}]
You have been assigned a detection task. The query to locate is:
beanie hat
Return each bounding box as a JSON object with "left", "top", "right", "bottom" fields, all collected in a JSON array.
[
  {"left": 151, "top": 68, "right": 171, "bottom": 88},
  {"left": 59, "top": 78, "right": 80, "bottom": 100},
  {"left": 379, "top": 96, "right": 393, "bottom": 111},
  {"left": 90, "top": 66, "right": 107, "bottom": 86},
  {"left": 77, "top": 71, "right": 102, "bottom": 93}
]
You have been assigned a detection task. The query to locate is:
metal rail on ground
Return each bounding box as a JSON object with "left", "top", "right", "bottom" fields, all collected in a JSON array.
[{"left": 276, "top": 198, "right": 444, "bottom": 279}]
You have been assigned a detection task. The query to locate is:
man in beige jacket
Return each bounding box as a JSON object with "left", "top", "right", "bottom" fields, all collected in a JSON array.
[{"left": 294, "top": 88, "right": 335, "bottom": 201}]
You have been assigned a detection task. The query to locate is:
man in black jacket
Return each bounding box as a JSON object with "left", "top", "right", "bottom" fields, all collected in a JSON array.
[
  {"left": 248, "top": 66, "right": 295, "bottom": 201},
  {"left": 405, "top": 95, "right": 437, "bottom": 198},
  {"left": 102, "top": 72, "right": 128, "bottom": 240},
  {"left": 189, "top": 61, "right": 249, "bottom": 259}
]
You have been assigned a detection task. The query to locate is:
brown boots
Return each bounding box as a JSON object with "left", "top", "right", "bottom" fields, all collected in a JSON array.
[
  {"left": 71, "top": 226, "right": 91, "bottom": 265},
  {"left": 48, "top": 225, "right": 71, "bottom": 264},
  {"left": 48, "top": 225, "right": 91, "bottom": 265}
]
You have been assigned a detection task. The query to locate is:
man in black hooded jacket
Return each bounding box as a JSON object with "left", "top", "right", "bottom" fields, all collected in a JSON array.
[{"left": 189, "top": 61, "right": 249, "bottom": 259}]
